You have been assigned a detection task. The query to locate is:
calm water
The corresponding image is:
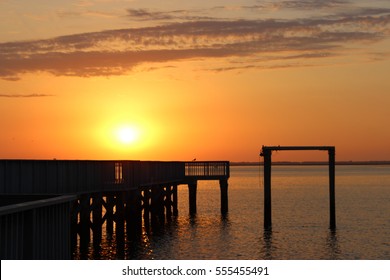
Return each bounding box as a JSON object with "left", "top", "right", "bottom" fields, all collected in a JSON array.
[{"left": 73, "top": 165, "right": 390, "bottom": 260}]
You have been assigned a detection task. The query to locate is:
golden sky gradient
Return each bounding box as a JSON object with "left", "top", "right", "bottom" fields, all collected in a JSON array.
[{"left": 1, "top": 0, "right": 390, "bottom": 161}]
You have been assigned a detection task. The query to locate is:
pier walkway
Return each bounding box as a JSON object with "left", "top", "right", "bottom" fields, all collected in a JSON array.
[{"left": 0, "top": 160, "right": 229, "bottom": 259}]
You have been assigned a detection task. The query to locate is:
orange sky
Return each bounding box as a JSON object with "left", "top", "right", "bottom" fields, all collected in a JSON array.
[{"left": 1, "top": 1, "right": 390, "bottom": 162}]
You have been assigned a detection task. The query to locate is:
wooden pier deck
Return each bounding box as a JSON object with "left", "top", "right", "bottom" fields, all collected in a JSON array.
[{"left": 0, "top": 160, "right": 229, "bottom": 259}]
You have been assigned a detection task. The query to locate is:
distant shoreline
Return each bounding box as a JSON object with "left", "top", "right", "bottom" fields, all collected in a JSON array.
[{"left": 231, "top": 161, "right": 390, "bottom": 166}]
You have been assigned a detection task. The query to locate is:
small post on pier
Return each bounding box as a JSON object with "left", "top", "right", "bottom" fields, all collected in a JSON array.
[
  {"left": 220, "top": 179, "right": 228, "bottom": 215},
  {"left": 328, "top": 147, "right": 336, "bottom": 230},
  {"left": 262, "top": 148, "right": 272, "bottom": 230},
  {"left": 188, "top": 181, "right": 197, "bottom": 215}
]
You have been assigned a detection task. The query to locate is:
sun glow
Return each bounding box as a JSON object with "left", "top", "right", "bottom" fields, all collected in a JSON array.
[{"left": 116, "top": 126, "right": 139, "bottom": 145}]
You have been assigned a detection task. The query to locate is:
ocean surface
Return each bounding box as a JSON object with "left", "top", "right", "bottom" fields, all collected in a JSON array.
[{"left": 73, "top": 165, "right": 390, "bottom": 260}]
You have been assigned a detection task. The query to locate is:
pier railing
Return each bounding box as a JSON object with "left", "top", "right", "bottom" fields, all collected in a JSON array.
[
  {"left": 0, "top": 160, "right": 186, "bottom": 195},
  {"left": 0, "top": 194, "right": 76, "bottom": 259},
  {"left": 0, "top": 160, "right": 230, "bottom": 195},
  {"left": 184, "top": 161, "right": 230, "bottom": 180}
]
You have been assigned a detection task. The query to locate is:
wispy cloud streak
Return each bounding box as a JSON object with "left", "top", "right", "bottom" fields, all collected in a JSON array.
[
  {"left": 0, "top": 4, "right": 389, "bottom": 80},
  {"left": 265, "top": 0, "right": 349, "bottom": 10},
  {"left": 0, "top": 93, "right": 54, "bottom": 98}
]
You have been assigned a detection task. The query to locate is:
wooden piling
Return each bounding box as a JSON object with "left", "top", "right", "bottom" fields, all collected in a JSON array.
[
  {"left": 115, "top": 192, "right": 125, "bottom": 250},
  {"left": 70, "top": 200, "right": 79, "bottom": 250},
  {"left": 150, "top": 186, "right": 165, "bottom": 231},
  {"left": 125, "top": 190, "right": 142, "bottom": 239},
  {"left": 219, "top": 179, "right": 228, "bottom": 214},
  {"left": 142, "top": 189, "right": 151, "bottom": 232},
  {"left": 92, "top": 193, "right": 103, "bottom": 246},
  {"left": 79, "top": 194, "right": 91, "bottom": 249},
  {"left": 172, "top": 185, "right": 178, "bottom": 216},
  {"left": 165, "top": 185, "right": 172, "bottom": 219},
  {"left": 105, "top": 194, "right": 115, "bottom": 236},
  {"left": 188, "top": 181, "right": 197, "bottom": 215}
]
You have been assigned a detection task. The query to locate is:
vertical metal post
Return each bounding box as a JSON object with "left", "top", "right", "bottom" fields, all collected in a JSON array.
[
  {"left": 188, "top": 181, "right": 197, "bottom": 215},
  {"left": 220, "top": 179, "right": 228, "bottom": 215},
  {"left": 263, "top": 149, "right": 272, "bottom": 229},
  {"left": 328, "top": 147, "right": 336, "bottom": 229}
]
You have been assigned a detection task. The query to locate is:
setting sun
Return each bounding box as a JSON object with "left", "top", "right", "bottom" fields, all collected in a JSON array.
[{"left": 116, "top": 126, "right": 139, "bottom": 145}]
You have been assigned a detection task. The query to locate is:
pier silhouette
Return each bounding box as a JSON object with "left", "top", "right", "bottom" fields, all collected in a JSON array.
[{"left": 0, "top": 160, "right": 229, "bottom": 259}]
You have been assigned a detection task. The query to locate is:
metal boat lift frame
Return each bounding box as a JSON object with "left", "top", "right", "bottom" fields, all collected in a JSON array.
[{"left": 260, "top": 146, "right": 336, "bottom": 230}]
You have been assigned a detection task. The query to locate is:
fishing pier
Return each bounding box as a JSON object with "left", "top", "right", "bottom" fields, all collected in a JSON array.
[{"left": 0, "top": 160, "right": 229, "bottom": 259}]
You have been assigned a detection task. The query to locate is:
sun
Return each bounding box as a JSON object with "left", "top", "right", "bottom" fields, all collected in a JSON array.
[{"left": 116, "top": 126, "right": 139, "bottom": 144}]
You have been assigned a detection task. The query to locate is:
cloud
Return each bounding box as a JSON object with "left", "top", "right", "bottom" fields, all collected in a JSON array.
[
  {"left": 269, "top": 0, "right": 349, "bottom": 10},
  {"left": 126, "top": 8, "right": 179, "bottom": 20},
  {"left": 0, "top": 5, "right": 389, "bottom": 80},
  {"left": 126, "top": 8, "right": 213, "bottom": 21},
  {"left": 0, "top": 93, "right": 54, "bottom": 98}
]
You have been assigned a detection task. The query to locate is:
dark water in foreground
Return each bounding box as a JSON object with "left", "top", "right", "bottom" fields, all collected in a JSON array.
[{"left": 73, "top": 165, "right": 390, "bottom": 259}]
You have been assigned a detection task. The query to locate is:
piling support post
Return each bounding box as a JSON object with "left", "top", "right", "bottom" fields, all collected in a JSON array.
[
  {"left": 70, "top": 200, "right": 79, "bottom": 250},
  {"left": 219, "top": 179, "right": 228, "bottom": 214},
  {"left": 188, "top": 180, "right": 197, "bottom": 215},
  {"left": 92, "top": 193, "right": 103, "bottom": 246},
  {"left": 165, "top": 185, "right": 172, "bottom": 219},
  {"left": 263, "top": 148, "right": 272, "bottom": 229},
  {"left": 172, "top": 184, "right": 178, "bottom": 216},
  {"left": 79, "top": 194, "right": 91, "bottom": 250},
  {"left": 328, "top": 147, "right": 336, "bottom": 230},
  {"left": 142, "top": 189, "right": 151, "bottom": 232},
  {"left": 150, "top": 186, "right": 165, "bottom": 231},
  {"left": 105, "top": 194, "right": 115, "bottom": 236},
  {"left": 125, "top": 190, "right": 142, "bottom": 239},
  {"left": 115, "top": 192, "right": 125, "bottom": 251}
]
